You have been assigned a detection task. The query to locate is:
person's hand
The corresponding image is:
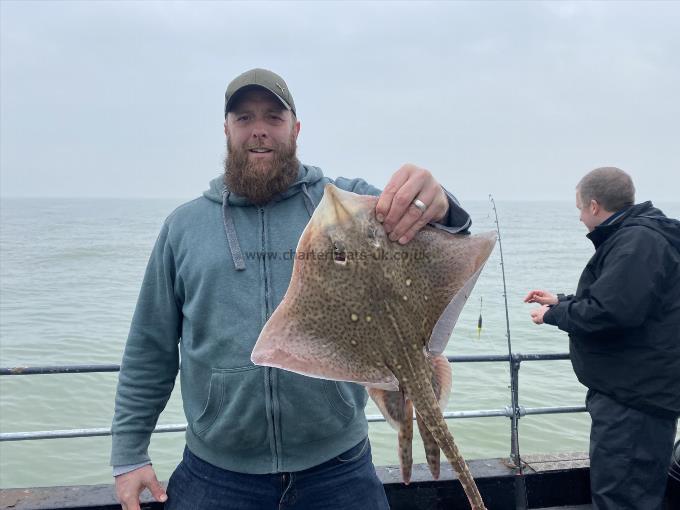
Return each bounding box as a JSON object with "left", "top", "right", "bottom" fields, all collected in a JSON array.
[
  {"left": 115, "top": 464, "right": 167, "bottom": 510},
  {"left": 524, "top": 289, "right": 558, "bottom": 306},
  {"left": 375, "top": 164, "right": 450, "bottom": 245},
  {"left": 530, "top": 305, "right": 551, "bottom": 325}
]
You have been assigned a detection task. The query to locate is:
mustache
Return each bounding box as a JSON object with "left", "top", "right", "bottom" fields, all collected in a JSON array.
[{"left": 238, "top": 138, "right": 288, "bottom": 151}]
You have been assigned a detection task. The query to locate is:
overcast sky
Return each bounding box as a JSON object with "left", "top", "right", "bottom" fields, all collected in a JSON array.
[{"left": 1, "top": 1, "right": 678, "bottom": 202}]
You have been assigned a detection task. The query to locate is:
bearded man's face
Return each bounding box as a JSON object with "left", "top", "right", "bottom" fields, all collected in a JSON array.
[{"left": 224, "top": 88, "right": 301, "bottom": 205}]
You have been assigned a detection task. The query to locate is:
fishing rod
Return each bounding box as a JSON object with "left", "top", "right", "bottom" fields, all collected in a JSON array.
[{"left": 489, "top": 195, "right": 528, "bottom": 510}]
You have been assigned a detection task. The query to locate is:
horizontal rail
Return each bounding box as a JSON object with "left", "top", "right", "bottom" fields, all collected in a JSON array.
[
  {"left": 447, "top": 353, "right": 570, "bottom": 363},
  {"left": 0, "top": 353, "right": 571, "bottom": 376},
  {"left": 0, "top": 352, "right": 581, "bottom": 443},
  {"left": 0, "top": 364, "right": 121, "bottom": 375},
  {"left": 523, "top": 405, "right": 586, "bottom": 416},
  {"left": 0, "top": 424, "right": 187, "bottom": 442},
  {"left": 0, "top": 405, "right": 587, "bottom": 442}
]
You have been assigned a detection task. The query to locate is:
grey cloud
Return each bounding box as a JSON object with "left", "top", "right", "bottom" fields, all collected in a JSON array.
[{"left": 1, "top": 1, "right": 678, "bottom": 201}]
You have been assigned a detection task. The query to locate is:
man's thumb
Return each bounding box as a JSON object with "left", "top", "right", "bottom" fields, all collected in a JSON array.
[{"left": 147, "top": 475, "right": 168, "bottom": 503}]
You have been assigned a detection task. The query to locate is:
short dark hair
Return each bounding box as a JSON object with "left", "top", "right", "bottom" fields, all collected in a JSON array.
[{"left": 577, "top": 167, "right": 635, "bottom": 212}]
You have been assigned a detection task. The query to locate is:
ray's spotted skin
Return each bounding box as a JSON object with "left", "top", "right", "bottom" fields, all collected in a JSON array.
[{"left": 252, "top": 185, "right": 495, "bottom": 510}]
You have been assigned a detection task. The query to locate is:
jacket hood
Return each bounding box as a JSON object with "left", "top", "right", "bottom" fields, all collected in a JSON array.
[
  {"left": 589, "top": 201, "right": 680, "bottom": 251},
  {"left": 203, "top": 163, "right": 325, "bottom": 206},
  {"left": 621, "top": 201, "right": 680, "bottom": 253}
]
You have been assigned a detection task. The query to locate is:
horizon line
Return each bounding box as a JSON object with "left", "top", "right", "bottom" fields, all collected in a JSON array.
[
  {"left": 0, "top": 195, "right": 583, "bottom": 202},
  {"left": 3, "top": 196, "right": 680, "bottom": 204}
]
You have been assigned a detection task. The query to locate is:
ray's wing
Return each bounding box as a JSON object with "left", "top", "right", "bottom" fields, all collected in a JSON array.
[
  {"left": 428, "top": 263, "right": 486, "bottom": 355},
  {"left": 252, "top": 297, "right": 399, "bottom": 391},
  {"left": 425, "top": 231, "right": 496, "bottom": 355}
]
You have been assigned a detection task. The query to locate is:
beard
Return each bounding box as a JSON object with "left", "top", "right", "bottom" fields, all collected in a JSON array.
[{"left": 224, "top": 131, "right": 300, "bottom": 206}]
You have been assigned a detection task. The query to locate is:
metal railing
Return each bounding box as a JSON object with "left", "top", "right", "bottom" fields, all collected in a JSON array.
[{"left": 0, "top": 352, "right": 585, "bottom": 442}]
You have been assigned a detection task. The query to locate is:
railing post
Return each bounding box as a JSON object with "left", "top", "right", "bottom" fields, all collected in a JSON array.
[
  {"left": 510, "top": 354, "right": 528, "bottom": 510},
  {"left": 509, "top": 354, "right": 521, "bottom": 466}
]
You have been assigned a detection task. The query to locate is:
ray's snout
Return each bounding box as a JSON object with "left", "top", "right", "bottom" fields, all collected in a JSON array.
[{"left": 316, "top": 184, "right": 371, "bottom": 227}]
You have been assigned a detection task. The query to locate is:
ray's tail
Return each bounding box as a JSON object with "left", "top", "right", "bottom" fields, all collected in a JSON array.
[{"left": 409, "top": 381, "right": 487, "bottom": 510}]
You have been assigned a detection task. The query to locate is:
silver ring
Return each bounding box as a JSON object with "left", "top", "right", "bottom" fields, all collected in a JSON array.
[{"left": 412, "top": 198, "right": 427, "bottom": 213}]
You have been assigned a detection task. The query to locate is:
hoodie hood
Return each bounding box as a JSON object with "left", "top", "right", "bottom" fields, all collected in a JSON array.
[
  {"left": 203, "top": 163, "right": 325, "bottom": 206},
  {"left": 589, "top": 201, "right": 680, "bottom": 252}
]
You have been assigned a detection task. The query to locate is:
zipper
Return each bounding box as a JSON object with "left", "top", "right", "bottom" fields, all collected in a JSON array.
[
  {"left": 260, "top": 207, "right": 270, "bottom": 318},
  {"left": 261, "top": 207, "right": 280, "bottom": 470}
]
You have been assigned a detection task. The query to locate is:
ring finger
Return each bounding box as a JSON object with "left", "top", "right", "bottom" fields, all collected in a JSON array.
[{"left": 388, "top": 185, "right": 440, "bottom": 244}]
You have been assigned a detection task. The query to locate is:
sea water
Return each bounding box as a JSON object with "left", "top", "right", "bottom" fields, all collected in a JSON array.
[{"left": 1, "top": 197, "right": 678, "bottom": 488}]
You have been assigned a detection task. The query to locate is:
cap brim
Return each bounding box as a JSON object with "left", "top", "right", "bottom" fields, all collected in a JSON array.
[{"left": 225, "top": 85, "right": 293, "bottom": 115}]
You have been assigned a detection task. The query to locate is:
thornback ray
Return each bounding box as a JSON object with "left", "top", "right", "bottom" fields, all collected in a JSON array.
[{"left": 252, "top": 184, "right": 495, "bottom": 510}]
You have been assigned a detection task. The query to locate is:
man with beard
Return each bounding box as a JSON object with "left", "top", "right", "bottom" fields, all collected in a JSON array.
[
  {"left": 525, "top": 167, "right": 680, "bottom": 510},
  {"left": 111, "top": 68, "right": 472, "bottom": 510}
]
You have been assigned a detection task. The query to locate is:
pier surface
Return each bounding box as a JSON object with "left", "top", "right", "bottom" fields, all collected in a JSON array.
[{"left": 1, "top": 453, "right": 678, "bottom": 509}]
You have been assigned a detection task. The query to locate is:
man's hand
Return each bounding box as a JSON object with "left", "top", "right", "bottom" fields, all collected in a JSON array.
[
  {"left": 375, "top": 164, "right": 450, "bottom": 245},
  {"left": 524, "top": 290, "right": 558, "bottom": 306},
  {"left": 115, "top": 464, "right": 167, "bottom": 510},
  {"left": 530, "top": 305, "right": 551, "bottom": 325}
]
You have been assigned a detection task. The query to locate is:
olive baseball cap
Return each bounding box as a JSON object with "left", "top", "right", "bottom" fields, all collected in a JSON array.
[{"left": 224, "top": 68, "right": 296, "bottom": 117}]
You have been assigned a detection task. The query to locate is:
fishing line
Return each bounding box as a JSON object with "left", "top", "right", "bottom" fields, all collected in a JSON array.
[{"left": 489, "top": 195, "right": 528, "bottom": 510}]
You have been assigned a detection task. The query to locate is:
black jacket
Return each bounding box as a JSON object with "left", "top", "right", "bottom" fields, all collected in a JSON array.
[{"left": 544, "top": 201, "right": 680, "bottom": 418}]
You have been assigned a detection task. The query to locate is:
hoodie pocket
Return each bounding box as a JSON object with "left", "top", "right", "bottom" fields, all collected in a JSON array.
[
  {"left": 326, "top": 381, "right": 359, "bottom": 419},
  {"left": 278, "top": 372, "right": 367, "bottom": 442},
  {"left": 191, "top": 365, "right": 267, "bottom": 452}
]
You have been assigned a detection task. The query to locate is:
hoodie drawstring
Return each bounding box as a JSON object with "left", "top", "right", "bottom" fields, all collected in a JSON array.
[
  {"left": 222, "top": 190, "right": 246, "bottom": 271},
  {"left": 221, "top": 184, "right": 316, "bottom": 272},
  {"left": 301, "top": 183, "right": 316, "bottom": 218}
]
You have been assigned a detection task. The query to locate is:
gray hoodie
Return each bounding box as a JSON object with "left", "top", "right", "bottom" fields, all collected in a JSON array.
[{"left": 111, "top": 164, "right": 470, "bottom": 474}]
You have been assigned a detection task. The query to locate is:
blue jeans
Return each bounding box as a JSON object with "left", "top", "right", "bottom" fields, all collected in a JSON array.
[{"left": 165, "top": 437, "right": 390, "bottom": 510}]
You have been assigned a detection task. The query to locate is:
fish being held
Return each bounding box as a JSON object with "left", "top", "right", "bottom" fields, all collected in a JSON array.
[{"left": 252, "top": 184, "right": 496, "bottom": 510}]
